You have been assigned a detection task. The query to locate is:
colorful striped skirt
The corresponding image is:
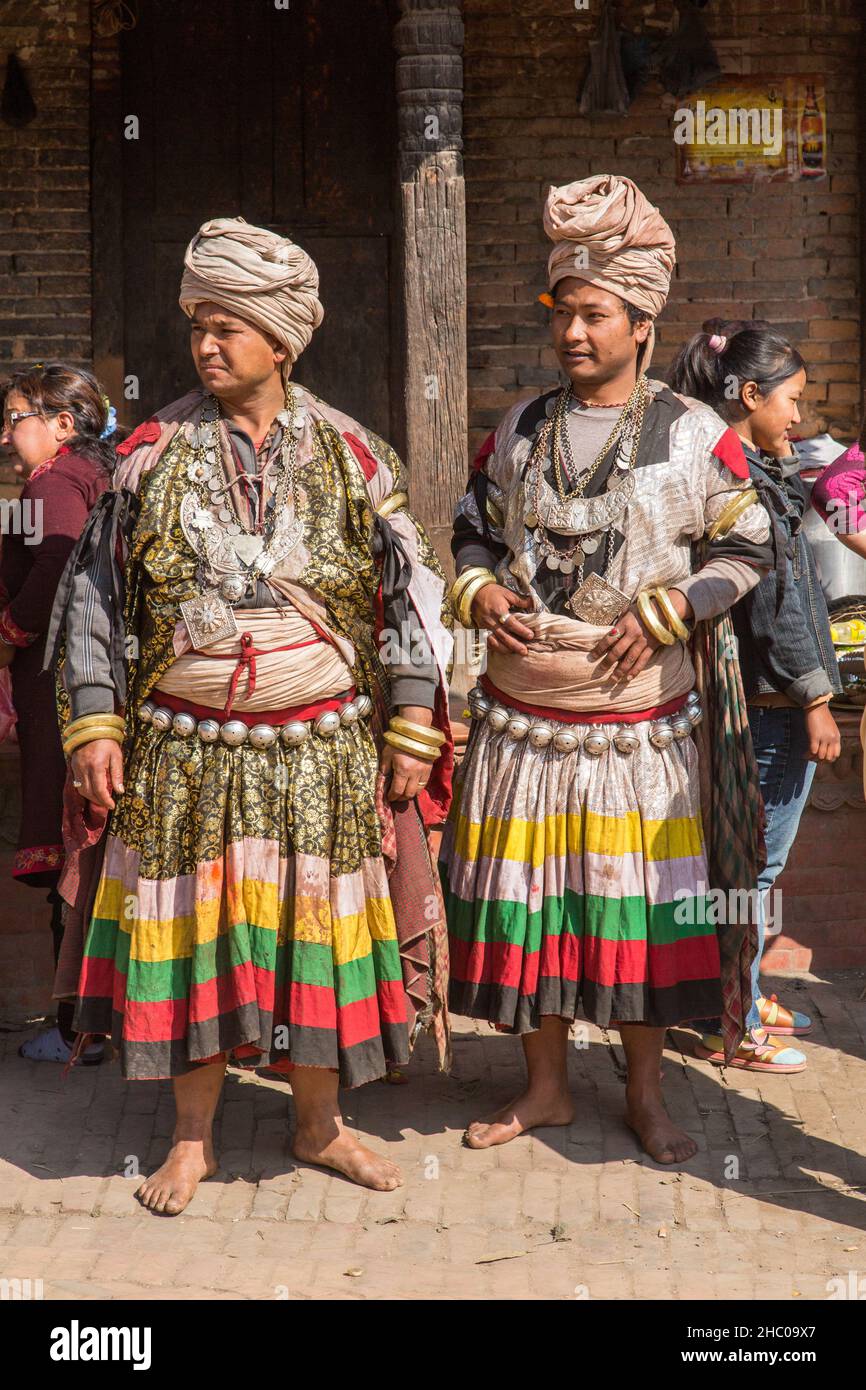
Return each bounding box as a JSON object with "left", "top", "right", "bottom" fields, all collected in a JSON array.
[
  {"left": 440, "top": 707, "right": 722, "bottom": 1032},
  {"left": 74, "top": 702, "right": 409, "bottom": 1085}
]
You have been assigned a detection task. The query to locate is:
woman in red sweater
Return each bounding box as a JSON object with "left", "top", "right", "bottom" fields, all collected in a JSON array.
[{"left": 0, "top": 364, "right": 120, "bottom": 1062}]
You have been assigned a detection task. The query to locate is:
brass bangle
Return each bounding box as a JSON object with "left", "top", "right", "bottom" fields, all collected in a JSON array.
[
  {"left": 383, "top": 730, "right": 439, "bottom": 763},
  {"left": 450, "top": 566, "right": 495, "bottom": 608},
  {"left": 652, "top": 587, "right": 690, "bottom": 642},
  {"left": 65, "top": 711, "right": 124, "bottom": 737},
  {"left": 389, "top": 716, "right": 444, "bottom": 747},
  {"left": 706, "top": 487, "right": 758, "bottom": 543},
  {"left": 376, "top": 491, "right": 408, "bottom": 519},
  {"left": 64, "top": 725, "right": 125, "bottom": 759},
  {"left": 636, "top": 591, "right": 676, "bottom": 647},
  {"left": 457, "top": 575, "right": 496, "bottom": 628}
]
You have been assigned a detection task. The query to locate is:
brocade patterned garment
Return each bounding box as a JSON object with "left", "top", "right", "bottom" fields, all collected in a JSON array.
[{"left": 73, "top": 387, "right": 453, "bottom": 1084}]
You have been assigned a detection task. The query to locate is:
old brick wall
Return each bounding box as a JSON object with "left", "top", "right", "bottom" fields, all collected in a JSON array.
[
  {"left": 0, "top": 0, "right": 92, "bottom": 496},
  {"left": 463, "top": 0, "right": 861, "bottom": 457}
]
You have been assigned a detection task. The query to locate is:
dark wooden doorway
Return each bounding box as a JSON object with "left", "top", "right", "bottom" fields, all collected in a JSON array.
[{"left": 115, "top": 0, "right": 397, "bottom": 437}]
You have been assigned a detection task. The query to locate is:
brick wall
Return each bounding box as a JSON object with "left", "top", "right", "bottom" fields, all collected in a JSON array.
[
  {"left": 0, "top": 0, "right": 92, "bottom": 494},
  {"left": 464, "top": 0, "right": 862, "bottom": 458}
]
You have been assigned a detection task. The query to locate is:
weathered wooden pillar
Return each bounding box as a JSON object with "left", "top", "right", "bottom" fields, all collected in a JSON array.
[{"left": 395, "top": 0, "right": 467, "bottom": 570}]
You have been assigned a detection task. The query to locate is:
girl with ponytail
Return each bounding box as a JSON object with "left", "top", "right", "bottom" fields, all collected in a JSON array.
[
  {"left": 670, "top": 324, "right": 841, "bottom": 1073},
  {"left": 0, "top": 363, "right": 124, "bottom": 1063}
]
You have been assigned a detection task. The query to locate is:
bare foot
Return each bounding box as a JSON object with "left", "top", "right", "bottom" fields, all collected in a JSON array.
[
  {"left": 292, "top": 1127, "right": 403, "bottom": 1191},
  {"left": 626, "top": 1093, "right": 697, "bottom": 1165},
  {"left": 463, "top": 1088, "right": 575, "bottom": 1149},
  {"left": 135, "top": 1138, "right": 217, "bottom": 1215}
]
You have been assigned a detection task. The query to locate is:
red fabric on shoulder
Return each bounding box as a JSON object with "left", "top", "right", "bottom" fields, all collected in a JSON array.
[
  {"left": 115, "top": 418, "right": 161, "bottom": 457},
  {"left": 472, "top": 431, "right": 496, "bottom": 474},
  {"left": 343, "top": 431, "right": 379, "bottom": 482},
  {"left": 711, "top": 426, "right": 749, "bottom": 480}
]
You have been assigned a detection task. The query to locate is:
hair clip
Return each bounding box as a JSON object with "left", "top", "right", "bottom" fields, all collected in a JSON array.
[
  {"left": 708, "top": 334, "right": 727, "bottom": 354},
  {"left": 538, "top": 292, "right": 555, "bottom": 309}
]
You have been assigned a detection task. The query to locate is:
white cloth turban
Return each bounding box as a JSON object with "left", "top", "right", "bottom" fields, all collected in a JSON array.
[{"left": 179, "top": 217, "right": 324, "bottom": 362}]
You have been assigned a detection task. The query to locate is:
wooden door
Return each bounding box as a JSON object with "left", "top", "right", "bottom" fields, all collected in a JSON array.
[{"left": 119, "top": 0, "right": 396, "bottom": 437}]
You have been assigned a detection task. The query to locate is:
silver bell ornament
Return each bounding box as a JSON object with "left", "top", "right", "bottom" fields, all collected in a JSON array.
[
  {"left": 649, "top": 718, "right": 675, "bottom": 750},
  {"left": 220, "top": 720, "right": 249, "bottom": 747},
  {"left": 553, "top": 728, "right": 580, "bottom": 754},
  {"left": 528, "top": 721, "right": 554, "bottom": 749},
  {"left": 613, "top": 725, "right": 640, "bottom": 754},
  {"left": 248, "top": 724, "right": 278, "bottom": 749}
]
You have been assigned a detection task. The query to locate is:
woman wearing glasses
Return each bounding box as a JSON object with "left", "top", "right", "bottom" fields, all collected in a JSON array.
[{"left": 0, "top": 364, "right": 121, "bottom": 1063}]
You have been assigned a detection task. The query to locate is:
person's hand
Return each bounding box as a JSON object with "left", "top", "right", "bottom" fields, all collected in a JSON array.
[
  {"left": 470, "top": 583, "right": 535, "bottom": 655},
  {"left": 380, "top": 743, "right": 434, "bottom": 801},
  {"left": 381, "top": 705, "right": 439, "bottom": 802},
  {"left": 804, "top": 703, "right": 841, "bottom": 762},
  {"left": 70, "top": 739, "right": 125, "bottom": 810},
  {"left": 591, "top": 588, "right": 692, "bottom": 682},
  {"left": 0, "top": 640, "right": 15, "bottom": 670},
  {"left": 590, "top": 606, "right": 663, "bottom": 681}
]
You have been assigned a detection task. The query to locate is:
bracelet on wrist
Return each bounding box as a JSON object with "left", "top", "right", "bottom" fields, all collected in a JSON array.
[
  {"left": 652, "top": 587, "right": 690, "bottom": 642},
  {"left": 636, "top": 591, "right": 676, "bottom": 647},
  {"left": 383, "top": 730, "right": 439, "bottom": 763},
  {"left": 457, "top": 575, "right": 496, "bottom": 628},
  {"left": 63, "top": 725, "right": 125, "bottom": 759},
  {"left": 389, "top": 715, "right": 444, "bottom": 747}
]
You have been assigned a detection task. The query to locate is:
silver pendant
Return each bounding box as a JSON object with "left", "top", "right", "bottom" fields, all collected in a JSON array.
[
  {"left": 180, "top": 590, "right": 239, "bottom": 649},
  {"left": 559, "top": 556, "right": 575, "bottom": 575},
  {"left": 219, "top": 574, "right": 247, "bottom": 604},
  {"left": 567, "top": 573, "right": 631, "bottom": 625},
  {"left": 232, "top": 533, "right": 265, "bottom": 565},
  {"left": 525, "top": 511, "right": 538, "bottom": 528},
  {"left": 582, "top": 534, "right": 601, "bottom": 554},
  {"left": 219, "top": 507, "right": 233, "bottom": 523},
  {"left": 546, "top": 552, "right": 561, "bottom": 571}
]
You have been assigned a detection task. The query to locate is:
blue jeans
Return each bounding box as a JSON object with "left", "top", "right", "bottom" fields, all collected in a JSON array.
[{"left": 745, "top": 705, "right": 816, "bottom": 1028}]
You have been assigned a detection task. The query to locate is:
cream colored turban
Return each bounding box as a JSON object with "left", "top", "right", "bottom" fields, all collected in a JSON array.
[
  {"left": 179, "top": 217, "right": 324, "bottom": 363},
  {"left": 544, "top": 176, "right": 676, "bottom": 348}
]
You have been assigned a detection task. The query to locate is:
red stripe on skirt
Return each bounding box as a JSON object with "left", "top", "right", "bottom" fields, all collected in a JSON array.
[{"left": 450, "top": 933, "right": 719, "bottom": 993}]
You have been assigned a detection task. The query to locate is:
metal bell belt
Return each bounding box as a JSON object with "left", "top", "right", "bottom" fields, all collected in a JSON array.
[
  {"left": 466, "top": 685, "right": 703, "bottom": 755},
  {"left": 137, "top": 693, "right": 374, "bottom": 749}
]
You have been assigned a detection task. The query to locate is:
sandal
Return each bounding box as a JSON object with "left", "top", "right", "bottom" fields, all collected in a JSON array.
[
  {"left": 695, "top": 1027, "right": 806, "bottom": 1073},
  {"left": 757, "top": 993, "right": 812, "bottom": 1036},
  {"left": 18, "top": 1025, "right": 104, "bottom": 1066}
]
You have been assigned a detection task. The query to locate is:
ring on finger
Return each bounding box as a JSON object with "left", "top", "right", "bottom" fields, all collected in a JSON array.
[{"left": 494, "top": 609, "right": 514, "bottom": 628}]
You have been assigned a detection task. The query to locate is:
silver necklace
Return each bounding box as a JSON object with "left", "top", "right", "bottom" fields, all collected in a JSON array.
[{"left": 178, "top": 389, "right": 307, "bottom": 648}]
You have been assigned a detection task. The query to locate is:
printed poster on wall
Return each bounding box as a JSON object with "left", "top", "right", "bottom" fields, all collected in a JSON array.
[{"left": 675, "top": 75, "right": 826, "bottom": 183}]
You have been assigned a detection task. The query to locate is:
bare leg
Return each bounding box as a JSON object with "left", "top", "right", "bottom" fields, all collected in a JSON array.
[
  {"left": 463, "top": 1016, "right": 575, "bottom": 1150},
  {"left": 619, "top": 1024, "right": 697, "bottom": 1165},
  {"left": 135, "top": 1058, "right": 225, "bottom": 1215},
  {"left": 290, "top": 1066, "right": 402, "bottom": 1191}
]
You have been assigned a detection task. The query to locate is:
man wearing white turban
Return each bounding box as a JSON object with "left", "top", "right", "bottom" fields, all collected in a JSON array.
[
  {"left": 179, "top": 216, "right": 324, "bottom": 368},
  {"left": 48, "top": 217, "right": 455, "bottom": 1214},
  {"left": 441, "top": 175, "right": 775, "bottom": 1166}
]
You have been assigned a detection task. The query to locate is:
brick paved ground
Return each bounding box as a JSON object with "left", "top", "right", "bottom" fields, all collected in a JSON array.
[{"left": 1, "top": 970, "right": 865, "bottom": 1301}]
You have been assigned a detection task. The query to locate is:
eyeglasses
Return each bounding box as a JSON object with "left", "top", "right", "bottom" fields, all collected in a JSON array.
[{"left": 3, "top": 410, "right": 47, "bottom": 428}]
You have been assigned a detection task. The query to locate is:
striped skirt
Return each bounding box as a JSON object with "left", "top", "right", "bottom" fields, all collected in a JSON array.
[
  {"left": 440, "top": 709, "right": 722, "bottom": 1031},
  {"left": 74, "top": 708, "right": 409, "bottom": 1085}
]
